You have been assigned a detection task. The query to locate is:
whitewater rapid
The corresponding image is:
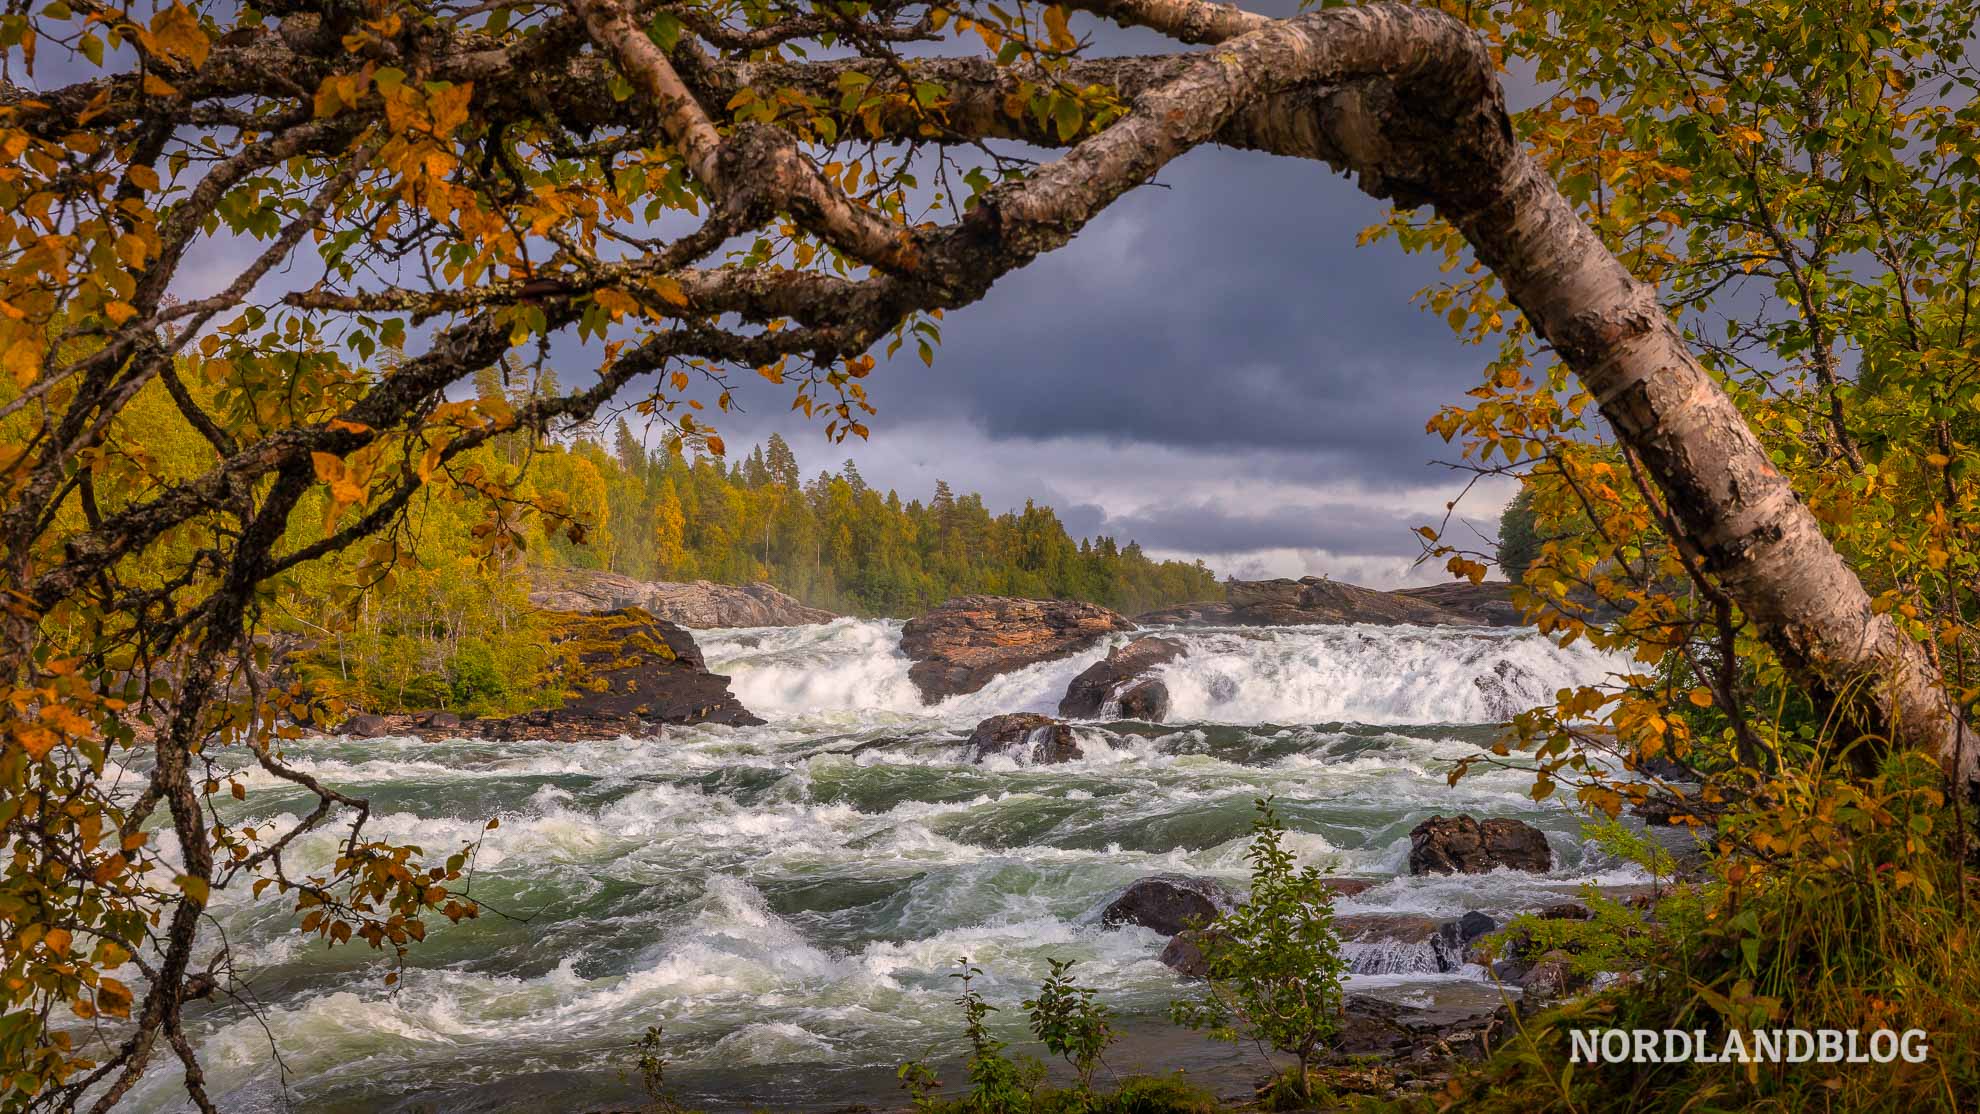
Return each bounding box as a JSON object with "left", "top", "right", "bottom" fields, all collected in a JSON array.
[{"left": 112, "top": 619, "right": 1632, "bottom": 1113}]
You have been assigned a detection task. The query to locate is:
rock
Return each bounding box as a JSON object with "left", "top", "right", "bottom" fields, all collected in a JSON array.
[
  {"left": 1100, "top": 875, "right": 1232, "bottom": 935},
  {"left": 413, "top": 710, "right": 461, "bottom": 729},
  {"left": 1159, "top": 928, "right": 1221, "bottom": 978},
  {"left": 1136, "top": 577, "right": 1481, "bottom": 628},
  {"left": 1131, "top": 601, "right": 1238, "bottom": 625},
  {"left": 1536, "top": 902, "right": 1592, "bottom": 921},
  {"left": 900, "top": 596, "right": 1134, "bottom": 702},
  {"left": 966, "top": 713, "right": 1082, "bottom": 764},
  {"left": 343, "top": 713, "right": 392, "bottom": 738},
  {"left": 1432, "top": 911, "right": 1497, "bottom": 972},
  {"left": 1318, "top": 877, "right": 1379, "bottom": 899},
  {"left": 1058, "top": 636, "right": 1187, "bottom": 718},
  {"left": 1115, "top": 680, "right": 1171, "bottom": 722},
  {"left": 1408, "top": 815, "right": 1552, "bottom": 875},
  {"left": 476, "top": 608, "right": 763, "bottom": 739},
  {"left": 1518, "top": 949, "right": 1584, "bottom": 1002},
  {"left": 1392, "top": 582, "right": 1527, "bottom": 626},
  {"left": 527, "top": 567, "right": 836, "bottom": 628}
]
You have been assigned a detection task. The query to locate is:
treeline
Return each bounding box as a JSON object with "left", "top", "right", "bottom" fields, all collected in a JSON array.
[{"left": 527, "top": 423, "right": 1221, "bottom": 618}]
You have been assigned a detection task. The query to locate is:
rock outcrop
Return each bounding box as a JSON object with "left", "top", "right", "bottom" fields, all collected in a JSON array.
[
  {"left": 1134, "top": 576, "right": 1501, "bottom": 628},
  {"left": 1407, "top": 815, "right": 1553, "bottom": 875},
  {"left": 1393, "top": 582, "right": 1525, "bottom": 626},
  {"left": 528, "top": 567, "right": 836, "bottom": 628},
  {"left": 1058, "top": 636, "right": 1186, "bottom": 719},
  {"left": 900, "top": 596, "right": 1134, "bottom": 702},
  {"left": 332, "top": 608, "right": 762, "bottom": 741},
  {"left": 966, "top": 713, "right": 1082, "bottom": 764},
  {"left": 1100, "top": 875, "right": 1233, "bottom": 935}
]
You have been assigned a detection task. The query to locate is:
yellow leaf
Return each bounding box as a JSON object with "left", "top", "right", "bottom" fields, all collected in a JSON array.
[
  {"left": 426, "top": 82, "right": 474, "bottom": 136},
  {"left": 650, "top": 275, "right": 690, "bottom": 308},
  {"left": 141, "top": 72, "right": 178, "bottom": 98},
  {"left": 103, "top": 301, "right": 137, "bottom": 324},
  {"left": 1688, "top": 687, "right": 1714, "bottom": 708},
  {"left": 311, "top": 452, "right": 345, "bottom": 484},
  {"left": 150, "top": 3, "right": 210, "bottom": 68}
]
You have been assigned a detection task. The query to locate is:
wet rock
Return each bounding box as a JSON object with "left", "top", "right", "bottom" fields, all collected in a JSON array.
[
  {"left": 1518, "top": 949, "right": 1585, "bottom": 1002},
  {"left": 1317, "top": 877, "right": 1379, "bottom": 899},
  {"left": 1100, "top": 875, "right": 1232, "bottom": 935},
  {"left": 1537, "top": 902, "right": 1592, "bottom": 921},
  {"left": 1432, "top": 911, "right": 1496, "bottom": 972},
  {"left": 1408, "top": 815, "right": 1552, "bottom": 875},
  {"left": 1115, "top": 679, "right": 1171, "bottom": 722},
  {"left": 527, "top": 567, "right": 836, "bottom": 627},
  {"left": 1159, "top": 927, "right": 1223, "bottom": 978},
  {"left": 966, "top": 713, "right": 1082, "bottom": 764},
  {"left": 343, "top": 713, "right": 392, "bottom": 738},
  {"left": 1336, "top": 914, "right": 1445, "bottom": 975},
  {"left": 1058, "top": 636, "right": 1187, "bottom": 718},
  {"left": 414, "top": 710, "right": 461, "bottom": 730},
  {"left": 901, "top": 596, "right": 1134, "bottom": 702}
]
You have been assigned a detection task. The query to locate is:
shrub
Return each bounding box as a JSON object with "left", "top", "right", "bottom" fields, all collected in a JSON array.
[
  {"left": 1025, "top": 958, "right": 1115, "bottom": 1093},
  {"left": 1170, "top": 798, "right": 1347, "bottom": 1103}
]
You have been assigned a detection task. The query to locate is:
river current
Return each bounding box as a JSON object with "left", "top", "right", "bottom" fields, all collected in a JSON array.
[{"left": 121, "top": 619, "right": 1634, "bottom": 1112}]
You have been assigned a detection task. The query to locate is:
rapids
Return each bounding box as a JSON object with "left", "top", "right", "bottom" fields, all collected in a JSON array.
[{"left": 113, "top": 619, "right": 1634, "bottom": 1112}]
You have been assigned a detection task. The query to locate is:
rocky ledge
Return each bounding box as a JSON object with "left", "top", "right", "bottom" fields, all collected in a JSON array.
[
  {"left": 527, "top": 566, "right": 836, "bottom": 628},
  {"left": 1135, "top": 576, "right": 1523, "bottom": 628},
  {"left": 334, "top": 608, "right": 761, "bottom": 741},
  {"left": 899, "top": 595, "right": 1135, "bottom": 702}
]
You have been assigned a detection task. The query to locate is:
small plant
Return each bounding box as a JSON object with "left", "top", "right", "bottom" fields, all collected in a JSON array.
[
  {"left": 624, "top": 1025, "right": 680, "bottom": 1113},
  {"left": 1170, "top": 797, "right": 1346, "bottom": 1104},
  {"left": 1024, "top": 958, "right": 1115, "bottom": 1093},
  {"left": 955, "top": 959, "right": 1046, "bottom": 1114}
]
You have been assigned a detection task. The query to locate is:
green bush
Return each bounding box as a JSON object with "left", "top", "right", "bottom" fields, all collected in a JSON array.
[
  {"left": 1170, "top": 798, "right": 1347, "bottom": 1105},
  {"left": 446, "top": 640, "right": 508, "bottom": 707},
  {"left": 1025, "top": 958, "right": 1115, "bottom": 1093}
]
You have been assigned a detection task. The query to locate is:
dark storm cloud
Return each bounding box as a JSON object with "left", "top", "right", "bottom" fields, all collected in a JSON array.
[{"left": 846, "top": 148, "right": 1481, "bottom": 486}]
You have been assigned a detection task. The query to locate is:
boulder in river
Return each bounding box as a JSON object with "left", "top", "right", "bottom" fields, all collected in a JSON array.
[
  {"left": 1408, "top": 815, "right": 1552, "bottom": 875},
  {"left": 1115, "top": 680, "right": 1170, "bottom": 722},
  {"left": 1058, "top": 636, "right": 1186, "bottom": 719},
  {"left": 1100, "top": 875, "right": 1233, "bottom": 935},
  {"left": 528, "top": 567, "right": 836, "bottom": 628},
  {"left": 1158, "top": 927, "right": 1223, "bottom": 978},
  {"left": 342, "top": 712, "right": 392, "bottom": 738},
  {"left": 900, "top": 596, "right": 1134, "bottom": 702},
  {"left": 966, "top": 713, "right": 1082, "bottom": 764}
]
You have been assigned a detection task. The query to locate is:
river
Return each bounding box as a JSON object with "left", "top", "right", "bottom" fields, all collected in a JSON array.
[{"left": 120, "top": 619, "right": 1634, "bottom": 1112}]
